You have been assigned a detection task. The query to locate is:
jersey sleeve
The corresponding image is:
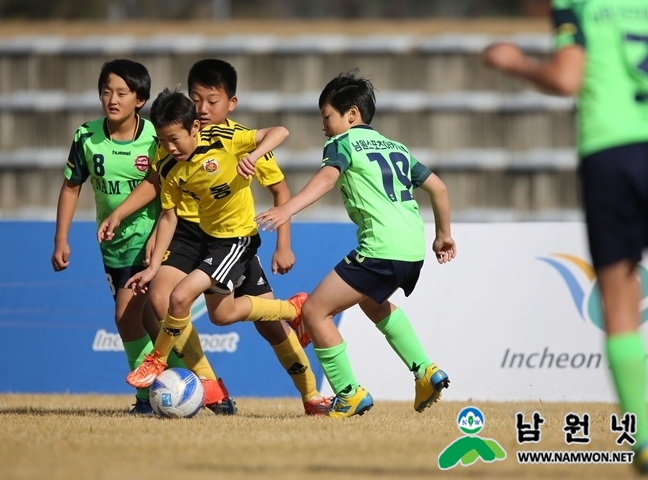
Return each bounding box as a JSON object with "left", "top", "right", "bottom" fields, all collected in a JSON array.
[
  {"left": 156, "top": 151, "right": 182, "bottom": 210},
  {"left": 551, "top": 0, "right": 585, "bottom": 50},
  {"left": 63, "top": 127, "right": 91, "bottom": 184},
  {"left": 159, "top": 176, "right": 182, "bottom": 211},
  {"left": 224, "top": 128, "right": 257, "bottom": 157},
  {"left": 321, "top": 138, "right": 350, "bottom": 172},
  {"left": 410, "top": 157, "right": 433, "bottom": 188},
  {"left": 151, "top": 146, "right": 166, "bottom": 173},
  {"left": 254, "top": 151, "right": 285, "bottom": 187}
]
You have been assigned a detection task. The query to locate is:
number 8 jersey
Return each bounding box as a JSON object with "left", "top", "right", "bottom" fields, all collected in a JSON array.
[
  {"left": 322, "top": 124, "right": 432, "bottom": 262},
  {"left": 64, "top": 116, "right": 160, "bottom": 268}
]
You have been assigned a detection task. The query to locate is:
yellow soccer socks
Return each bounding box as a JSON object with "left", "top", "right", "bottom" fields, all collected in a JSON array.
[
  {"left": 272, "top": 329, "right": 319, "bottom": 401},
  {"left": 171, "top": 321, "right": 218, "bottom": 381},
  {"left": 154, "top": 312, "right": 191, "bottom": 363},
  {"left": 246, "top": 295, "right": 297, "bottom": 322}
]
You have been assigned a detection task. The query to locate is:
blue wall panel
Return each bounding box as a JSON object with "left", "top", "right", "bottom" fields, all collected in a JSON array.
[{"left": 0, "top": 221, "right": 355, "bottom": 396}]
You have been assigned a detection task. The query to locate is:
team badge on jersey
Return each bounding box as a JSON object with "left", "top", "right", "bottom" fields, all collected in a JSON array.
[
  {"left": 203, "top": 159, "right": 219, "bottom": 173},
  {"left": 134, "top": 155, "right": 151, "bottom": 172}
]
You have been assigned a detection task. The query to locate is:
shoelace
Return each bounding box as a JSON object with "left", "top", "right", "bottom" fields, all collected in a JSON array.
[
  {"left": 141, "top": 355, "right": 164, "bottom": 373},
  {"left": 330, "top": 396, "right": 345, "bottom": 412}
]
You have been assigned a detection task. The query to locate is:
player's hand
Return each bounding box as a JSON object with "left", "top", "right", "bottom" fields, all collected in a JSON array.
[
  {"left": 98, "top": 214, "right": 121, "bottom": 243},
  {"left": 51, "top": 243, "right": 71, "bottom": 272},
  {"left": 433, "top": 236, "right": 457, "bottom": 264},
  {"left": 237, "top": 154, "right": 257, "bottom": 179},
  {"left": 125, "top": 267, "right": 156, "bottom": 295},
  {"left": 255, "top": 205, "right": 291, "bottom": 233},
  {"left": 271, "top": 246, "right": 295, "bottom": 275},
  {"left": 482, "top": 42, "right": 525, "bottom": 72}
]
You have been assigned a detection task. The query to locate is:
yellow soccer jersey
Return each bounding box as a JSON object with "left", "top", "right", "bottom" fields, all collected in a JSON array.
[
  {"left": 154, "top": 119, "right": 284, "bottom": 226},
  {"left": 155, "top": 123, "right": 282, "bottom": 238}
]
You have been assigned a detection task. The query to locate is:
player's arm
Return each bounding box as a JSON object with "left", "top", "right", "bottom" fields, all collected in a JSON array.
[
  {"left": 256, "top": 165, "right": 340, "bottom": 232},
  {"left": 237, "top": 126, "right": 289, "bottom": 179},
  {"left": 413, "top": 162, "right": 456, "bottom": 264},
  {"left": 265, "top": 179, "right": 295, "bottom": 274},
  {"left": 51, "top": 179, "right": 81, "bottom": 272},
  {"left": 125, "top": 207, "right": 177, "bottom": 294},
  {"left": 98, "top": 170, "right": 160, "bottom": 242},
  {"left": 482, "top": 6, "right": 585, "bottom": 96},
  {"left": 482, "top": 42, "right": 584, "bottom": 96}
]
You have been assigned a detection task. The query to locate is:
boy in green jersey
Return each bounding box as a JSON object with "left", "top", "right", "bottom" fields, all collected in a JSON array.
[
  {"left": 254, "top": 71, "right": 456, "bottom": 418},
  {"left": 51, "top": 59, "right": 183, "bottom": 414},
  {"left": 482, "top": 0, "right": 648, "bottom": 472}
]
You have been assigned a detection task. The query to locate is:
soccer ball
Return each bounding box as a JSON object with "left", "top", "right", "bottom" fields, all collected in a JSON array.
[{"left": 149, "top": 368, "right": 204, "bottom": 418}]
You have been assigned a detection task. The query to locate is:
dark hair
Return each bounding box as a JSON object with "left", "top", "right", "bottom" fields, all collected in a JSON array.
[
  {"left": 187, "top": 59, "right": 238, "bottom": 98},
  {"left": 318, "top": 70, "right": 376, "bottom": 124},
  {"left": 149, "top": 88, "right": 198, "bottom": 132},
  {"left": 97, "top": 59, "right": 151, "bottom": 111}
]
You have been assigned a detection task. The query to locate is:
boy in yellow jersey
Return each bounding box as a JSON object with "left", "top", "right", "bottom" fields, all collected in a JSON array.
[
  {"left": 99, "top": 59, "right": 331, "bottom": 415},
  {"left": 120, "top": 87, "right": 307, "bottom": 392}
]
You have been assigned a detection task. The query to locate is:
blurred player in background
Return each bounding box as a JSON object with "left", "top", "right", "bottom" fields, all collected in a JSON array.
[
  {"left": 254, "top": 71, "right": 455, "bottom": 418},
  {"left": 482, "top": 0, "right": 648, "bottom": 472},
  {"left": 99, "top": 59, "right": 331, "bottom": 415},
  {"left": 51, "top": 59, "right": 185, "bottom": 415}
]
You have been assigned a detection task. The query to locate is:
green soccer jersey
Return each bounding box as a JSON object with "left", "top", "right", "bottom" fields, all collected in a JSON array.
[
  {"left": 64, "top": 116, "right": 160, "bottom": 268},
  {"left": 552, "top": 0, "right": 648, "bottom": 156},
  {"left": 322, "top": 125, "right": 433, "bottom": 261}
]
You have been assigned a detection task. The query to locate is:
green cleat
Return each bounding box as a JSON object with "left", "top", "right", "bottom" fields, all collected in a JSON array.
[{"left": 328, "top": 386, "right": 374, "bottom": 418}]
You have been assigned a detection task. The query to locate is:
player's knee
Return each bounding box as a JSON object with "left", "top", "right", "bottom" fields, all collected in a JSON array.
[
  {"left": 208, "top": 313, "right": 232, "bottom": 326},
  {"left": 301, "top": 299, "right": 317, "bottom": 325},
  {"left": 168, "top": 290, "right": 192, "bottom": 315},
  {"left": 148, "top": 290, "right": 168, "bottom": 319}
]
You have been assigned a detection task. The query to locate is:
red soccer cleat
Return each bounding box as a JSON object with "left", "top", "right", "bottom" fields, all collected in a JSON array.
[
  {"left": 202, "top": 378, "right": 237, "bottom": 415},
  {"left": 287, "top": 292, "right": 310, "bottom": 347},
  {"left": 303, "top": 396, "right": 333, "bottom": 416}
]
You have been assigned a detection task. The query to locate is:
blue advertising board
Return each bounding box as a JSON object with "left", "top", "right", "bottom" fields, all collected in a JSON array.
[{"left": 0, "top": 221, "right": 355, "bottom": 396}]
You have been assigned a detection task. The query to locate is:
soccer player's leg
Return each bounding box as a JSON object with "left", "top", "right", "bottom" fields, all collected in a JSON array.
[
  {"left": 365, "top": 301, "right": 449, "bottom": 412},
  {"left": 200, "top": 235, "right": 306, "bottom": 327},
  {"left": 306, "top": 269, "right": 373, "bottom": 418},
  {"left": 356, "top": 256, "right": 450, "bottom": 412},
  {"left": 149, "top": 220, "right": 212, "bottom": 372},
  {"left": 141, "top": 298, "right": 185, "bottom": 370},
  {"left": 598, "top": 261, "right": 648, "bottom": 464},
  {"left": 581, "top": 146, "right": 648, "bottom": 465},
  {"left": 127, "top": 268, "right": 211, "bottom": 388},
  {"left": 146, "top": 230, "right": 236, "bottom": 413},
  {"left": 107, "top": 265, "right": 156, "bottom": 415},
  {"left": 253, "top": 302, "right": 331, "bottom": 415},
  {"left": 236, "top": 256, "right": 330, "bottom": 414},
  {"left": 148, "top": 261, "right": 212, "bottom": 374}
]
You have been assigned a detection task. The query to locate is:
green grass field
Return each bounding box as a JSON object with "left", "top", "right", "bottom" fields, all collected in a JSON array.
[{"left": 1, "top": 395, "right": 643, "bottom": 480}]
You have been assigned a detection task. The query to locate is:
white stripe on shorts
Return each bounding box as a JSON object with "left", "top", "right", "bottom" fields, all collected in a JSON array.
[{"left": 211, "top": 236, "right": 251, "bottom": 285}]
